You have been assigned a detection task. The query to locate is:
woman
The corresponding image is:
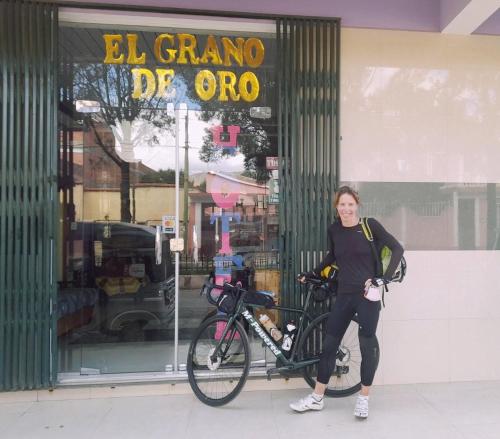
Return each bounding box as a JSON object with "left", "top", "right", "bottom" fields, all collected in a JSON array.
[{"left": 290, "top": 186, "right": 404, "bottom": 418}]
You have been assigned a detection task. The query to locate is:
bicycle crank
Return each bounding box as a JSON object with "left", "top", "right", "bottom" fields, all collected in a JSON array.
[
  {"left": 207, "top": 347, "right": 222, "bottom": 371},
  {"left": 335, "top": 345, "right": 351, "bottom": 366}
]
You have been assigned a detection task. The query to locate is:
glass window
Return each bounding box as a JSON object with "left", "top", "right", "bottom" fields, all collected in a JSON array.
[
  {"left": 344, "top": 182, "right": 499, "bottom": 250},
  {"left": 342, "top": 58, "right": 500, "bottom": 252},
  {"left": 58, "top": 19, "right": 278, "bottom": 376}
]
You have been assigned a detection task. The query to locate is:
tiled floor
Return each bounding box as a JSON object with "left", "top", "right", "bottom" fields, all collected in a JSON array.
[{"left": 1, "top": 380, "right": 499, "bottom": 439}]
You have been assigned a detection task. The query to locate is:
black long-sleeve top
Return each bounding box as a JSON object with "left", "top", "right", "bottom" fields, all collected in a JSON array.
[{"left": 314, "top": 218, "right": 404, "bottom": 295}]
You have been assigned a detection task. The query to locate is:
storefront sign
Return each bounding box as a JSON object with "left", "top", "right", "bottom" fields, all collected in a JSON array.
[
  {"left": 162, "top": 215, "right": 176, "bottom": 234},
  {"left": 211, "top": 125, "right": 240, "bottom": 155},
  {"left": 103, "top": 33, "right": 264, "bottom": 102},
  {"left": 169, "top": 238, "right": 184, "bottom": 252},
  {"left": 207, "top": 128, "right": 243, "bottom": 285},
  {"left": 268, "top": 169, "right": 279, "bottom": 204}
]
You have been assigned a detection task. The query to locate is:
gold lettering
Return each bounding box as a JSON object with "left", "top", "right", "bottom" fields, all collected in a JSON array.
[
  {"left": 177, "top": 34, "right": 199, "bottom": 65},
  {"left": 103, "top": 34, "right": 124, "bottom": 64},
  {"left": 154, "top": 34, "right": 177, "bottom": 64},
  {"left": 200, "top": 35, "right": 222, "bottom": 65},
  {"left": 126, "top": 34, "right": 146, "bottom": 64},
  {"left": 221, "top": 37, "right": 244, "bottom": 67},
  {"left": 243, "top": 38, "right": 264, "bottom": 68},
  {"left": 156, "top": 69, "right": 175, "bottom": 98},
  {"left": 195, "top": 70, "right": 216, "bottom": 101},
  {"left": 217, "top": 71, "right": 240, "bottom": 102},
  {"left": 131, "top": 68, "right": 156, "bottom": 99},
  {"left": 239, "top": 71, "right": 259, "bottom": 102}
]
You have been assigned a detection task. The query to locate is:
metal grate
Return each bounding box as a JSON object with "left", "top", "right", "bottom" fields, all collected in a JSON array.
[
  {"left": 0, "top": 0, "right": 58, "bottom": 391},
  {"left": 277, "top": 18, "right": 340, "bottom": 311}
]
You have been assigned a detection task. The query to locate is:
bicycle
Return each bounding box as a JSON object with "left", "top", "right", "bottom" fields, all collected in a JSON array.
[{"left": 187, "top": 275, "right": 376, "bottom": 406}]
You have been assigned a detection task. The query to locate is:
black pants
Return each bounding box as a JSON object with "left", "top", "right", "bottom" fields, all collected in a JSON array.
[{"left": 317, "top": 293, "right": 381, "bottom": 386}]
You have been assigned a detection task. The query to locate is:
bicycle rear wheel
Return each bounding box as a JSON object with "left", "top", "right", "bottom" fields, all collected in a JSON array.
[
  {"left": 298, "top": 312, "right": 365, "bottom": 397},
  {"left": 187, "top": 315, "right": 250, "bottom": 406}
]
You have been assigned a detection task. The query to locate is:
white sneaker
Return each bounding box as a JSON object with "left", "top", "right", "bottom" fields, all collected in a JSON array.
[
  {"left": 354, "top": 395, "right": 369, "bottom": 418},
  {"left": 290, "top": 393, "right": 324, "bottom": 412}
]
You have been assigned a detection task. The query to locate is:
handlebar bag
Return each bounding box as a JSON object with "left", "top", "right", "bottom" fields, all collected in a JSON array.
[{"left": 216, "top": 284, "right": 240, "bottom": 314}]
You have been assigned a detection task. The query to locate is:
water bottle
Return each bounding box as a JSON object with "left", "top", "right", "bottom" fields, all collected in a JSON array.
[
  {"left": 281, "top": 320, "right": 297, "bottom": 357},
  {"left": 259, "top": 314, "right": 283, "bottom": 342}
]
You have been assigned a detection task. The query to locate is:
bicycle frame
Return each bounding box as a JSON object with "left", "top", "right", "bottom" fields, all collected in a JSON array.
[{"left": 211, "top": 284, "right": 323, "bottom": 375}]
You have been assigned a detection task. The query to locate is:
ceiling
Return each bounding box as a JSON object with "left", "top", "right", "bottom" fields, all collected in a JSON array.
[{"left": 60, "top": 0, "right": 500, "bottom": 36}]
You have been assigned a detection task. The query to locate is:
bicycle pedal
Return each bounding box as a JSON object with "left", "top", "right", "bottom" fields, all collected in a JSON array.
[
  {"left": 334, "top": 365, "right": 349, "bottom": 376},
  {"left": 266, "top": 368, "right": 278, "bottom": 380}
]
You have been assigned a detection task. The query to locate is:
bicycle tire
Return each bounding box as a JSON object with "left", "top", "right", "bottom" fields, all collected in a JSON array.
[
  {"left": 298, "top": 312, "right": 369, "bottom": 397},
  {"left": 187, "top": 315, "right": 251, "bottom": 406}
]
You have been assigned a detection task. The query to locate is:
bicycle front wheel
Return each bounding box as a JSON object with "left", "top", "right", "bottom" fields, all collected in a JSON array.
[
  {"left": 187, "top": 315, "right": 250, "bottom": 406},
  {"left": 298, "top": 312, "right": 363, "bottom": 397}
]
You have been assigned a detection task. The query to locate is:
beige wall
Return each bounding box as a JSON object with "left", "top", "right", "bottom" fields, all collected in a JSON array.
[
  {"left": 133, "top": 186, "right": 183, "bottom": 224},
  {"left": 342, "top": 28, "right": 500, "bottom": 384},
  {"left": 374, "top": 251, "right": 500, "bottom": 385},
  {"left": 341, "top": 29, "right": 500, "bottom": 184},
  {"left": 74, "top": 185, "right": 184, "bottom": 224}
]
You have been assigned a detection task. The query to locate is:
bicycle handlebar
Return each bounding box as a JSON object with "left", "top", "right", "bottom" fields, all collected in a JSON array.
[
  {"left": 296, "top": 274, "right": 324, "bottom": 286},
  {"left": 200, "top": 281, "right": 223, "bottom": 306},
  {"left": 200, "top": 281, "right": 248, "bottom": 307}
]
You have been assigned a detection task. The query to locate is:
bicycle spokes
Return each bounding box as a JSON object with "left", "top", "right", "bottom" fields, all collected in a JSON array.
[{"left": 187, "top": 316, "right": 250, "bottom": 406}]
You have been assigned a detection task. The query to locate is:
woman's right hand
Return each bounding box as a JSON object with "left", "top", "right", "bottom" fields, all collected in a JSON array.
[{"left": 298, "top": 271, "right": 317, "bottom": 283}]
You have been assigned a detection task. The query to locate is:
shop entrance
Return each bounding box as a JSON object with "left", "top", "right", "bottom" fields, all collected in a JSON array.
[{"left": 57, "top": 20, "right": 278, "bottom": 379}]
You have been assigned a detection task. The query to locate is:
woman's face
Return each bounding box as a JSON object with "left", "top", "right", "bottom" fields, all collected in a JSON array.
[{"left": 336, "top": 193, "right": 359, "bottom": 224}]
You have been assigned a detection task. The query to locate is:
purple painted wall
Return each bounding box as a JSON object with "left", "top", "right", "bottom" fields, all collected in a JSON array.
[
  {"left": 440, "top": 0, "right": 471, "bottom": 30},
  {"left": 60, "top": 0, "right": 441, "bottom": 32},
  {"left": 473, "top": 7, "right": 500, "bottom": 35}
]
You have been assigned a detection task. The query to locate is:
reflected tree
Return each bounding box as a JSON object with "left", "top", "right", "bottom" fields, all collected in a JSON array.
[
  {"left": 198, "top": 107, "right": 277, "bottom": 183},
  {"left": 72, "top": 63, "right": 175, "bottom": 222},
  {"left": 197, "top": 61, "right": 278, "bottom": 183}
]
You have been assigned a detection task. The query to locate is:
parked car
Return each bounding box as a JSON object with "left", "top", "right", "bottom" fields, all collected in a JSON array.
[{"left": 59, "top": 221, "right": 175, "bottom": 341}]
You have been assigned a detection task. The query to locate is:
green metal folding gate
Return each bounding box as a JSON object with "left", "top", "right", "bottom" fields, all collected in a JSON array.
[
  {"left": 0, "top": 0, "right": 58, "bottom": 391},
  {"left": 0, "top": 4, "right": 338, "bottom": 390},
  {"left": 277, "top": 18, "right": 340, "bottom": 309}
]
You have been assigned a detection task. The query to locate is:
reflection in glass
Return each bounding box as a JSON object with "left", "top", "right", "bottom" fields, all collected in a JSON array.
[
  {"left": 58, "top": 23, "right": 279, "bottom": 376},
  {"left": 346, "top": 182, "right": 500, "bottom": 251}
]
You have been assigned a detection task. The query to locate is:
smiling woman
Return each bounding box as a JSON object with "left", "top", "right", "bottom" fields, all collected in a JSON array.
[
  {"left": 335, "top": 186, "right": 361, "bottom": 227},
  {"left": 291, "top": 185, "right": 404, "bottom": 416}
]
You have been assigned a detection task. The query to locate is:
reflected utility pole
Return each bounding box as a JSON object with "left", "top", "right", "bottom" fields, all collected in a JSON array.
[{"left": 183, "top": 112, "right": 189, "bottom": 248}]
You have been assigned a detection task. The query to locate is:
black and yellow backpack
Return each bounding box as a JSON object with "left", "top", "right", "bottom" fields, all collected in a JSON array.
[{"left": 359, "top": 217, "right": 406, "bottom": 285}]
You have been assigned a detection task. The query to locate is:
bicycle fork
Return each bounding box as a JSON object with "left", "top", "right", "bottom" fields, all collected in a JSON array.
[{"left": 210, "top": 317, "right": 239, "bottom": 363}]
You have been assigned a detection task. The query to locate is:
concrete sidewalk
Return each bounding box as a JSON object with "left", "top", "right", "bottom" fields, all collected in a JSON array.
[{"left": 1, "top": 380, "right": 499, "bottom": 439}]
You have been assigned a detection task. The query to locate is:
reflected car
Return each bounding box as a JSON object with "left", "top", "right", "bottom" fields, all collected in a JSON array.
[{"left": 59, "top": 221, "right": 175, "bottom": 341}]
